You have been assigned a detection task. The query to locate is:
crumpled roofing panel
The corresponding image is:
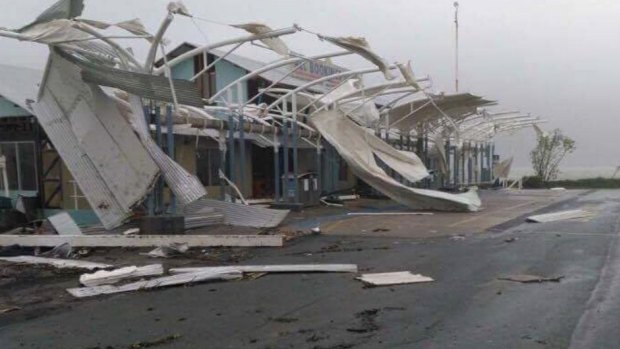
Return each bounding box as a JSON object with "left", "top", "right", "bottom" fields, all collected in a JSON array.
[{"left": 33, "top": 51, "right": 159, "bottom": 228}]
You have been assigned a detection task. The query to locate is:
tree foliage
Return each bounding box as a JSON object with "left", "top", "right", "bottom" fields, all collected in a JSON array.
[{"left": 530, "top": 128, "right": 576, "bottom": 183}]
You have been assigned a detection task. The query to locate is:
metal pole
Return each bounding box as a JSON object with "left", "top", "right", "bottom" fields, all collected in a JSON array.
[
  {"left": 443, "top": 139, "right": 449, "bottom": 187},
  {"left": 292, "top": 94, "right": 300, "bottom": 204},
  {"left": 166, "top": 104, "right": 176, "bottom": 214},
  {"left": 237, "top": 83, "right": 246, "bottom": 199},
  {"left": 219, "top": 130, "right": 226, "bottom": 201},
  {"left": 227, "top": 113, "right": 235, "bottom": 202},
  {"left": 155, "top": 105, "right": 164, "bottom": 212}
]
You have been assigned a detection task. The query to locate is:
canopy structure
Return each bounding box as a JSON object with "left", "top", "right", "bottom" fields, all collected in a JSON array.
[{"left": 0, "top": 0, "right": 546, "bottom": 222}]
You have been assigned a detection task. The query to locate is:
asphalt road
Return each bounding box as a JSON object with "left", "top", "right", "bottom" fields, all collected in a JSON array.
[{"left": 2, "top": 190, "right": 620, "bottom": 348}]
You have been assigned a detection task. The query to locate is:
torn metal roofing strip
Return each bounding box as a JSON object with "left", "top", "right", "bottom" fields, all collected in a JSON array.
[{"left": 183, "top": 198, "right": 289, "bottom": 228}]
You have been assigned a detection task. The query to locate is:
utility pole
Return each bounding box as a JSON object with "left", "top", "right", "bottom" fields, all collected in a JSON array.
[{"left": 454, "top": 1, "right": 459, "bottom": 93}]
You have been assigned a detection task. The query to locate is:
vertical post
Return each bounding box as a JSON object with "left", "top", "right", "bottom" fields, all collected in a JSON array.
[
  {"left": 291, "top": 93, "right": 300, "bottom": 204},
  {"left": 467, "top": 143, "right": 473, "bottom": 185},
  {"left": 273, "top": 132, "right": 280, "bottom": 202},
  {"left": 480, "top": 143, "right": 485, "bottom": 182},
  {"left": 461, "top": 148, "right": 466, "bottom": 184},
  {"left": 166, "top": 104, "right": 176, "bottom": 214},
  {"left": 444, "top": 139, "right": 451, "bottom": 187},
  {"left": 282, "top": 118, "right": 289, "bottom": 203},
  {"left": 227, "top": 113, "right": 235, "bottom": 202},
  {"left": 219, "top": 130, "right": 226, "bottom": 201},
  {"left": 155, "top": 105, "right": 164, "bottom": 212},
  {"left": 454, "top": 146, "right": 460, "bottom": 186},
  {"left": 237, "top": 83, "right": 246, "bottom": 199},
  {"left": 143, "top": 105, "right": 155, "bottom": 215},
  {"left": 316, "top": 138, "right": 322, "bottom": 197}
]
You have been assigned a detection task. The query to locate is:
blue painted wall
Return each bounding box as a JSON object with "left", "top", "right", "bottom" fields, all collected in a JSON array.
[
  {"left": 0, "top": 97, "right": 29, "bottom": 118},
  {"left": 170, "top": 59, "right": 194, "bottom": 81},
  {"left": 215, "top": 60, "right": 248, "bottom": 103},
  {"left": 169, "top": 57, "right": 248, "bottom": 103}
]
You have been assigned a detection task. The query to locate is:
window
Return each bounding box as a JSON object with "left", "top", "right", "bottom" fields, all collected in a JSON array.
[
  {"left": 0, "top": 141, "right": 37, "bottom": 192},
  {"left": 196, "top": 148, "right": 221, "bottom": 186}
]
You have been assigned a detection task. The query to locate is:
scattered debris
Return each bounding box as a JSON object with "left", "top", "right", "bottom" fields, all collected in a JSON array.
[
  {"left": 498, "top": 274, "right": 564, "bottom": 283},
  {"left": 346, "top": 309, "right": 380, "bottom": 333},
  {"left": 129, "top": 334, "right": 182, "bottom": 348},
  {"left": 549, "top": 187, "right": 566, "bottom": 191},
  {"left": 170, "top": 264, "right": 358, "bottom": 274},
  {"left": 47, "top": 212, "right": 82, "bottom": 235},
  {"left": 450, "top": 234, "right": 466, "bottom": 241},
  {"left": 39, "top": 242, "right": 72, "bottom": 258},
  {"left": 0, "top": 234, "right": 284, "bottom": 247},
  {"left": 347, "top": 212, "right": 433, "bottom": 216},
  {"left": 271, "top": 317, "right": 299, "bottom": 323},
  {"left": 0, "top": 306, "right": 21, "bottom": 314},
  {"left": 67, "top": 270, "right": 242, "bottom": 298},
  {"left": 0, "top": 256, "right": 111, "bottom": 270},
  {"left": 79, "top": 264, "right": 164, "bottom": 287},
  {"left": 526, "top": 209, "right": 593, "bottom": 223},
  {"left": 144, "top": 243, "right": 189, "bottom": 258},
  {"left": 504, "top": 237, "right": 518, "bottom": 243},
  {"left": 311, "top": 226, "right": 321, "bottom": 234},
  {"left": 123, "top": 228, "right": 140, "bottom": 235},
  {"left": 372, "top": 228, "right": 390, "bottom": 232},
  {"left": 356, "top": 271, "right": 434, "bottom": 286}
]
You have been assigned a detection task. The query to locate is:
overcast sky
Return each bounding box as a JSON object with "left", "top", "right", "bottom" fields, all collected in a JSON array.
[{"left": 2, "top": 0, "right": 620, "bottom": 169}]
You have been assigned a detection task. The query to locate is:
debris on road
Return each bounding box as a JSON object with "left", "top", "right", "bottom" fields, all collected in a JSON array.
[
  {"left": 47, "top": 212, "right": 82, "bottom": 235},
  {"left": 526, "top": 209, "right": 593, "bottom": 223},
  {"left": 450, "top": 234, "right": 466, "bottom": 241},
  {"left": 0, "top": 234, "right": 284, "bottom": 247},
  {"left": 356, "top": 271, "right": 434, "bottom": 286},
  {"left": 0, "top": 306, "right": 21, "bottom": 314},
  {"left": 67, "top": 270, "right": 242, "bottom": 298},
  {"left": 347, "top": 212, "right": 433, "bottom": 216},
  {"left": 0, "top": 256, "right": 111, "bottom": 270},
  {"left": 498, "top": 274, "right": 564, "bottom": 283},
  {"left": 144, "top": 243, "right": 189, "bottom": 258},
  {"left": 128, "top": 334, "right": 182, "bottom": 349},
  {"left": 79, "top": 264, "right": 164, "bottom": 287},
  {"left": 504, "top": 237, "right": 518, "bottom": 243},
  {"left": 39, "top": 242, "right": 72, "bottom": 258},
  {"left": 170, "top": 264, "right": 358, "bottom": 275},
  {"left": 346, "top": 309, "right": 380, "bottom": 333}
]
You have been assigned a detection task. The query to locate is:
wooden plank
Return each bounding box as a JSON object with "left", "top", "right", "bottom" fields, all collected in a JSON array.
[
  {"left": 67, "top": 271, "right": 242, "bottom": 298},
  {"left": 79, "top": 264, "right": 164, "bottom": 287},
  {"left": 355, "top": 271, "right": 434, "bottom": 286},
  {"left": 170, "top": 264, "right": 359, "bottom": 275},
  {"left": 0, "top": 234, "right": 284, "bottom": 247},
  {"left": 0, "top": 256, "right": 111, "bottom": 270}
]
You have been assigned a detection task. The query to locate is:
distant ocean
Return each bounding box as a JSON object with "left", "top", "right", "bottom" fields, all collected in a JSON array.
[{"left": 511, "top": 166, "right": 619, "bottom": 180}]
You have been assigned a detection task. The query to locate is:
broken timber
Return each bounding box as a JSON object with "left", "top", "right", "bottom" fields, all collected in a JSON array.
[
  {"left": 0, "top": 234, "right": 284, "bottom": 247},
  {"left": 79, "top": 264, "right": 164, "bottom": 287},
  {"left": 0, "top": 256, "right": 111, "bottom": 270},
  {"left": 67, "top": 271, "right": 242, "bottom": 298},
  {"left": 169, "top": 264, "right": 359, "bottom": 274}
]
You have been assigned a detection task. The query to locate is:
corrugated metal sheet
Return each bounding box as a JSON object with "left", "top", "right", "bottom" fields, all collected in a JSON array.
[
  {"left": 126, "top": 94, "right": 208, "bottom": 205},
  {"left": 183, "top": 198, "right": 288, "bottom": 228},
  {"left": 54, "top": 47, "right": 203, "bottom": 107},
  {"left": 33, "top": 51, "right": 160, "bottom": 229}
]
